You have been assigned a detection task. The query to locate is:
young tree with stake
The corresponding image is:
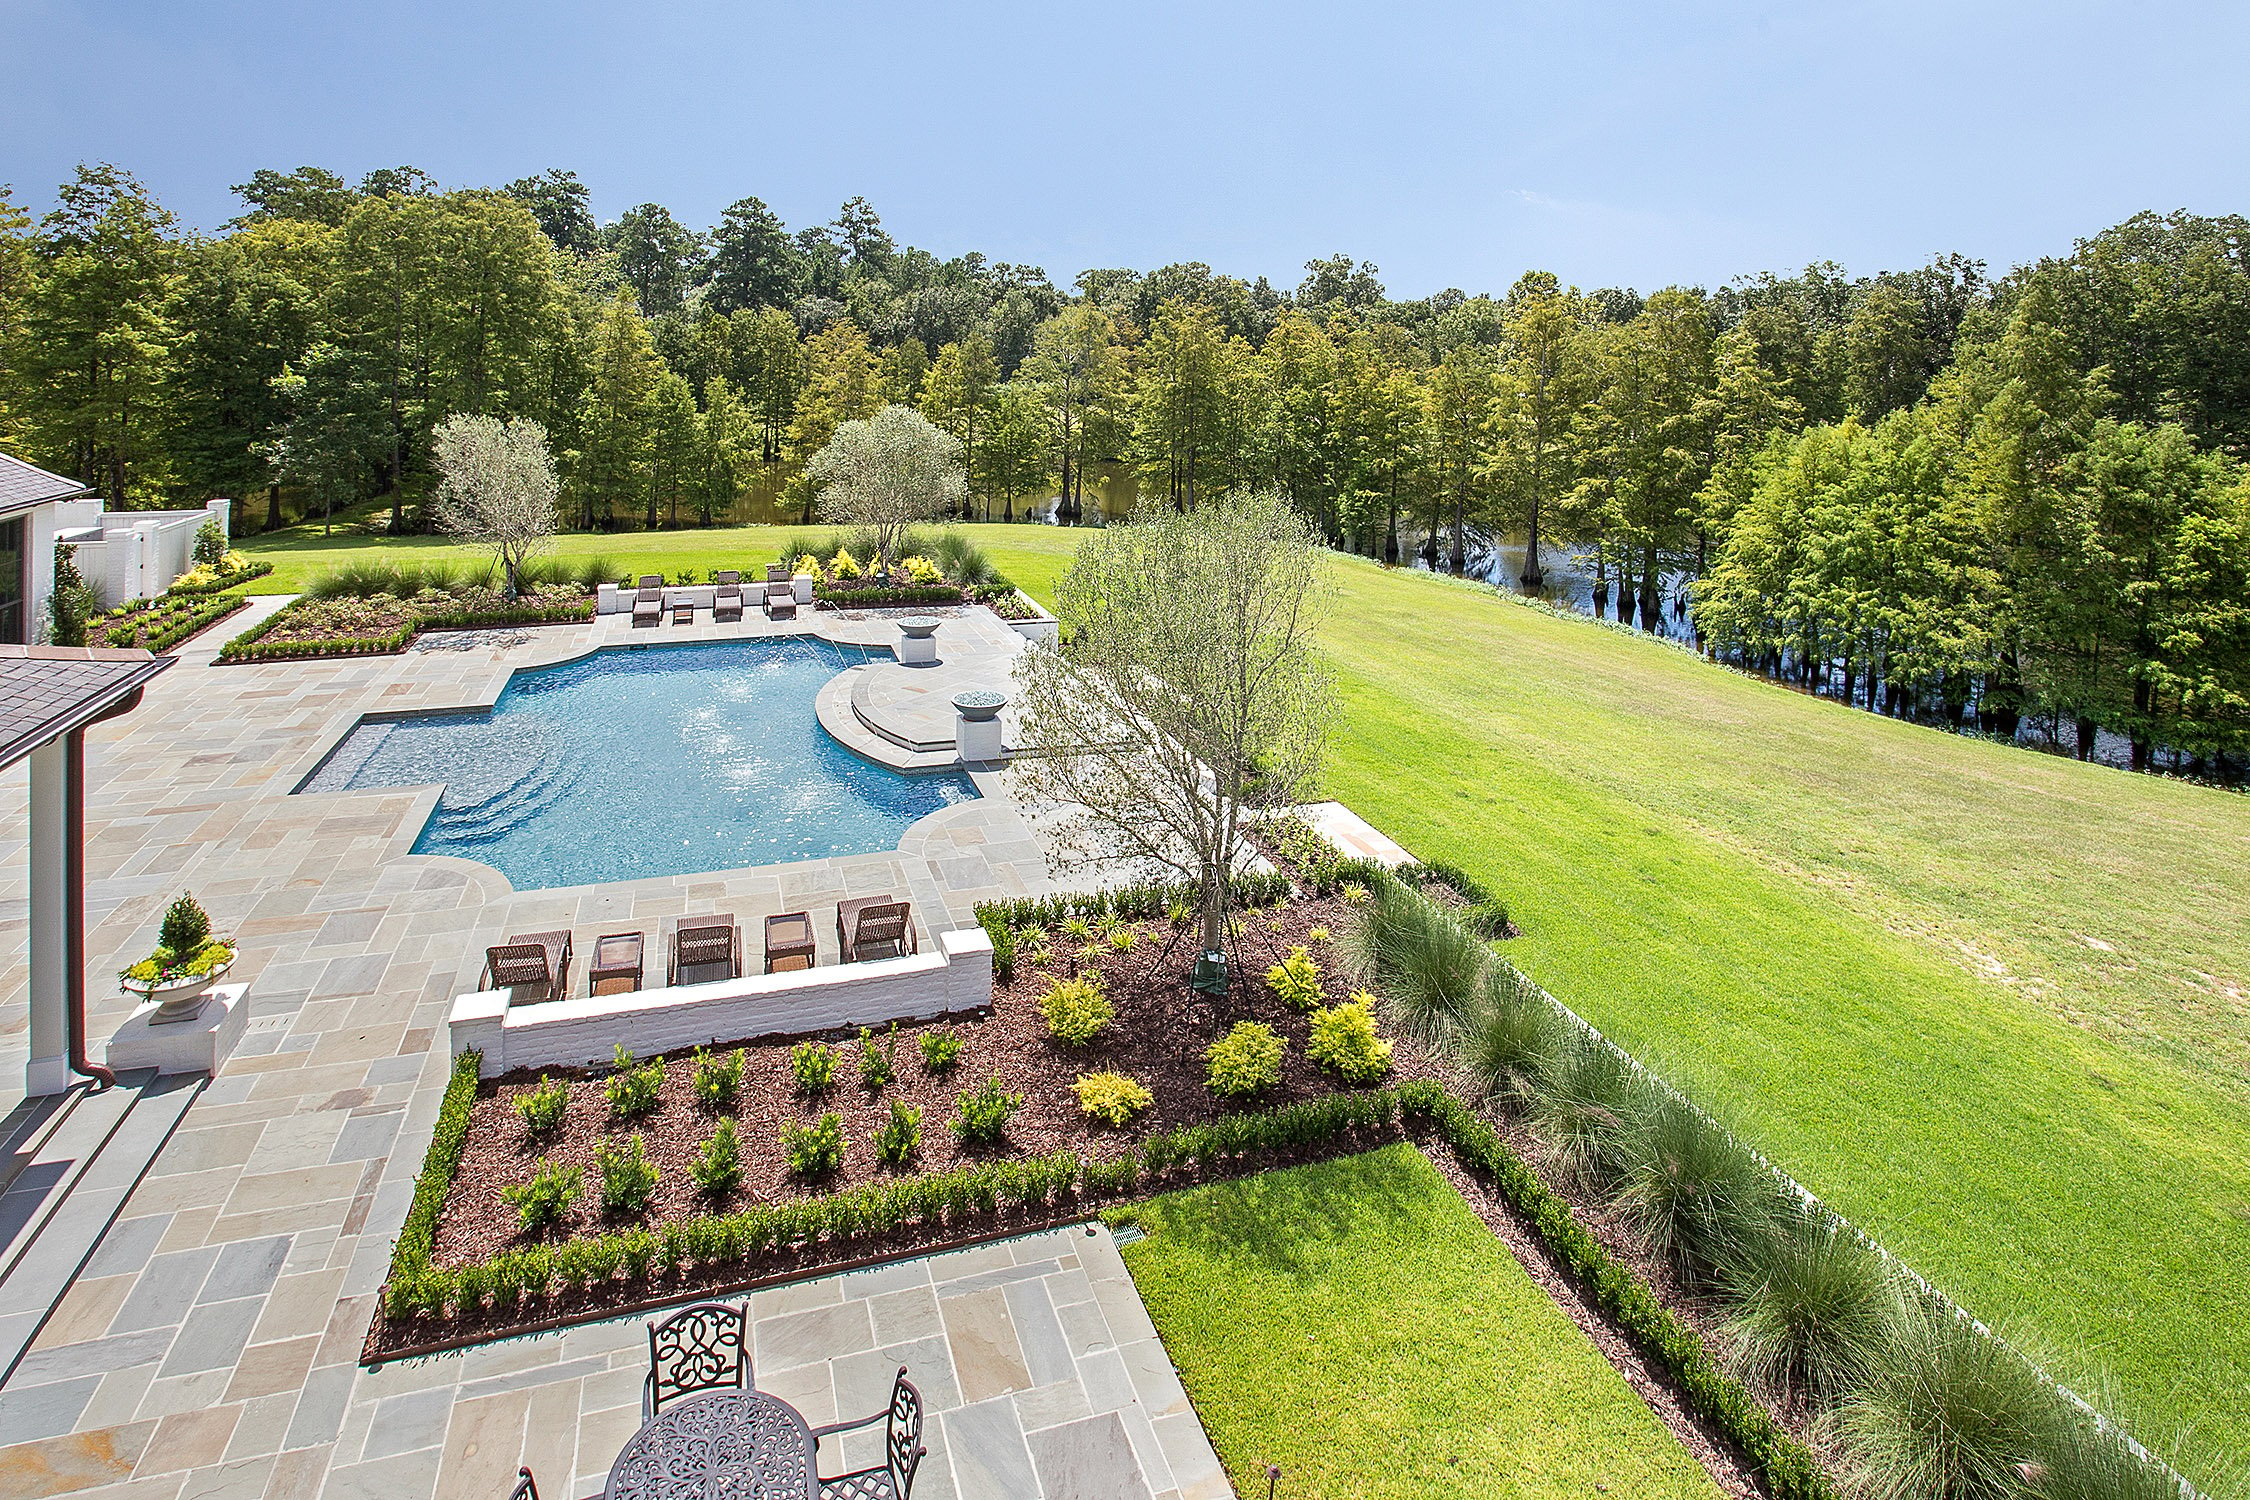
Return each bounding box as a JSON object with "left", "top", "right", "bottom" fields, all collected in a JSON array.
[
  {"left": 1015, "top": 489, "right": 1336, "bottom": 988},
  {"left": 429, "top": 413, "right": 559, "bottom": 598}
]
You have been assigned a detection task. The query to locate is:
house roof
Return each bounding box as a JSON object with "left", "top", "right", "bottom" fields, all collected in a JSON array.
[
  {"left": 0, "top": 452, "right": 96, "bottom": 518},
  {"left": 0, "top": 646, "right": 171, "bottom": 771}
]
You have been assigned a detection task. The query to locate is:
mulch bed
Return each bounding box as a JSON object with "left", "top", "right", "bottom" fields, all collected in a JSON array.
[{"left": 430, "top": 894, "right": 1368, "bottom": 1269}]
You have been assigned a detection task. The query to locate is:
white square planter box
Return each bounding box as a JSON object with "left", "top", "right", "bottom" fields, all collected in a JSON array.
[{"left": 106, "top": 982, "right": 250, "bottom": 1078}]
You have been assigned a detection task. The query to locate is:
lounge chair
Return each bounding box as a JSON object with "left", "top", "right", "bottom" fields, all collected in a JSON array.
[
  {"left": 766, "top": 580, "right": 797, "bottom": 620},
  {"left": 713, "top": 570, "right": 744, "bottom": 622},
  {"left": 765, "top": 563, "right": 790, "bottom": 586},
  {"left": 632, "top": 576, "right": 661, "bottom": 628},
  {"left": 484, "top": 930, "right": 573, "bottom": 1005},
  {"left": 837, "top": 897, "right": 916, "bottom": 963},
  {"left": 666, "top": 915, "right": 741, "bottom": 986}
]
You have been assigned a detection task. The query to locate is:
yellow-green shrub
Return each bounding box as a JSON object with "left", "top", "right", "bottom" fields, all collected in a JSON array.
[
  {"left": 1074, "top": 1071, "right": 1154, "bottom": 1127},
  {"left": 1206, "top": 1022, "right": 1284, "bottom": 1099},
  {"left": 1040, "top": 975, "right": 1113, "bottom": 1046},
  {"left": 1308, "top": 993, "right": 1394, "bottom": 1083},
  {"left": 1266, "top": 945, "right": 1323, "bottom": 1011}
]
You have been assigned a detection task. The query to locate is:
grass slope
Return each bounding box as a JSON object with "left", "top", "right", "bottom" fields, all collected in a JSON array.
[
  {"left": 241, "top": 523, "right": 2250, "bottom": 1461},
  {"left": 1115, "top": 1145, "right": 1721, "bottom": 1500}
]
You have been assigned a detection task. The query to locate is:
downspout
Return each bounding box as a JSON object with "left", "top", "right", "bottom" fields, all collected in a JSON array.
[{"left": 65, "top": 686, "right": 147, "bottom": 1091}]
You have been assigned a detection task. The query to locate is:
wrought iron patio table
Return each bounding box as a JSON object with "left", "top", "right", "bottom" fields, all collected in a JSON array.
[{"left": 603, "top": 1388, "right": 817, "bottom": 1499}]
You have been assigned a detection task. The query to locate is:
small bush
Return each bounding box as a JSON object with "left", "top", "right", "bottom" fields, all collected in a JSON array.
[
  {"left": 1040, "top": 975, "right": 1113, "bottom": 1047},
  {"left": 596, "top": 1134, "right": 659, "bottom": 1216},
  {"left": 514, "top": 1075, "right": 570, "bottom": 1137},
  {"left": 1345, "top": 877, "right": 1483, "bottom": 1046},
  {"left": 158, "top": 893, "right": 213, "bottom": 955},
  {"left": 1613, "top": 1091, "right": 1787, "bottom": 1274},
  {"left": 690, "top": 1118, "right": 743, "bottom": 1198},
  {"left": 951, "top": 1078, "right": 1022, "bottom": 1146},
  {"left": 1831, "top": 1296, "right": 2054, "bottom": 1500},
  {"left": 782, "top": 1113, "right": 846, "bottom": 1177},
  {"left": 604, "top": 1045, "right": 664, "bottom": 1119},
  {"left": 1716, "top": 1207, "right": 1901, "bottom": 1403},
  {"left": 193, "top": 518, "right": 227, "bottom": 567},
  {"left": 1307, "top": 995, "right": 1394, "bottom": 1083},
  {"left": 1525, "top": 1032, "right": 1656, "bottom": 1193},
  {"left": 692, "top": 1046, "right": 744, "bottom": 1109},
  {"left": 1265, "top": 946, "right": 1324, "bottom": 1012},
  {"left": 919, "top": 1029, "right": 963, "bottom": 1073},
  {"left": 792, "top": 1040, "right": 839, "bottom": 1095},
  {"left": 830, "top": 547, "right": 864, "bottom": 580},
  {"left": 1205, "top": 1022, "right": 1284, "bottom": 1100},
  {"left": 502, "top": 1159, "right": 581, "bottom": 1231},
  {"left": 1074, "top": 1071, "right": 1154, "bottom": 1127},
  {"left": 1461, "top": 964, "right": 1567, "bottom": 1101},
  {"left": 874, "top": 1099, "right": 922, "bottom": 1168},
  {"left": 859, "top": 1024, "right": 898, "bottom": 1091}
]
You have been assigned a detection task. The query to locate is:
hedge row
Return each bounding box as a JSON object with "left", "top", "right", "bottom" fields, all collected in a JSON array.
[
  {"left": 812, "top": 583, "right": 967, "bottom": 608},
  {"left": 216, "top": 600, "right": 593, "bottom": 663},
  {"left": 382, "top": 1083, "right": 1418, "bottom": 1322},
  {"left": 973, "top": 868, "right": 1295, "bottom": 982},
  {"left": 103, "top": 592, "right": 249, "bottom": 652},
  {"left": 163, "top": 559, "right": 275, "bottom": 598}
]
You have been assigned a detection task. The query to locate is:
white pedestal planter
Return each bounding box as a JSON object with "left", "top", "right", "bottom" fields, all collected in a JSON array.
[
  {"left": 897, "top": 616, "right": 941, "bottom": 666},
  {"left": 793, "top": 574, "right": 815, "bottom": 604},
  {"left": 955, "top": 689, "right": 1007, "bottom": 762},
  {"left": 107, "top": 982, "right": 250, "bottom": 1078}
]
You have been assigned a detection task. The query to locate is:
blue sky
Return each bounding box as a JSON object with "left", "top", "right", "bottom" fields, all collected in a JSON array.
[{"left": 5, "top": 0, "right": 2247, "bottom": 297}]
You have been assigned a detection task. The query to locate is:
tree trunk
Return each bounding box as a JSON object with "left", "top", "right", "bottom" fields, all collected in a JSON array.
[
  {"left": 264, "top": 483, "right": 282, "bottom": 532},
  {"left": 1522, "top": 497, "right": 1545, "bottom": 592},
  {"left": 2074, "top": 717, "right": 2097, "bottom": 761}
]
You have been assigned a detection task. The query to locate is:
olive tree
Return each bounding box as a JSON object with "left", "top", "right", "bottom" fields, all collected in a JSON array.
[
  {"left": 430, "top": 413, "right": 559, "bottom": 598},
  {"left": 811, "top": 403, "right": 965, "bottom": 573},
  {"left": 1015, "top": 488, "right": 1335, "bottom": 984}
]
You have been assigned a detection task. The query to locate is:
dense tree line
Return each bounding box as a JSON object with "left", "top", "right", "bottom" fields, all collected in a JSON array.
[{"left": 0, "top": 163, "right": 2244, "bottom": 769}]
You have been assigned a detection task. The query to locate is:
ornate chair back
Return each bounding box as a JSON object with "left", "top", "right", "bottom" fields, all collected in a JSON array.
[
  {"left": 886, "top": 1369, "right": 926, "bottom": 1495},
  {"left": 646, "top": 1302, "right": 749, "bottom": 1416},
  {"left": 508, "top": 1467, "right": 539, "bottom": 1500}
]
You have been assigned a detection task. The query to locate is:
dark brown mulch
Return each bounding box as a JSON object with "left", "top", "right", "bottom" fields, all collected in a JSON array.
[{"left": 429, "top": 896, "right": 1368, "bottom": 1269}]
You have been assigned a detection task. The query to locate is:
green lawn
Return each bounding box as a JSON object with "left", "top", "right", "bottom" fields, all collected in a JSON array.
[
  {"left": 238, "top": 521, "right": 2250, "bottom": 1464},
  {"left": 1114, "top": 1145, "right": 1721, "bottom": 1500}
]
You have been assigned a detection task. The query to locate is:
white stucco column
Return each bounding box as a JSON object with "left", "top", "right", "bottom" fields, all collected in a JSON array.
[{"left": 25, "top": 740, "right": 71, "bottom": 1096}]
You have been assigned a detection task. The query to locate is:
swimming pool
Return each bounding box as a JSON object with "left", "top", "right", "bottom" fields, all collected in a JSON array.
[{"left": 300, "top": 638, "right": 977, "bottom": 891}]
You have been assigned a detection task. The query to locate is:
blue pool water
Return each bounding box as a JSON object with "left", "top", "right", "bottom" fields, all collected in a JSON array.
[{"left": 303, "top": 639, "right": 977, "bottom": 891}]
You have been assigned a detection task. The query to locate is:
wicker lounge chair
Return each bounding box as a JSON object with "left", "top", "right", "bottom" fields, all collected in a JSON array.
[
  {"left": 484, "top": 931, "right": 573, "bottom": 1005},
  {"left": 714, "top": 570, "right": 744, "bottom": 622},
  {"left": 766, "top": 563, "right": 791, "bottom": 585},
  {"left": 632, "top": 576, "right": 662, "bottom": 628},
  {"left": 837, "top": 898, "right": 916, "bottom": 963},
  {"left": 666, "top": 915, "right": 741, "bottom": 986},
  {"left": 766, "top": 580, "right": 798, "bottom": 620}
]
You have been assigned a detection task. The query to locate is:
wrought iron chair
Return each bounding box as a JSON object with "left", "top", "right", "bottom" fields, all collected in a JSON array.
[
  {"left": 813, "top": 1366, "right": 926, "bottom": 1499},
  {"left": 507, "top": 1467, "right": 539, "bottom": 1500},
  {"left": 643, "top": 1301, "right": 751, "bottom": 1421}
]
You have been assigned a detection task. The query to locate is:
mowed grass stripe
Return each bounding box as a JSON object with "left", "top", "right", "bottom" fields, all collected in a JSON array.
[{"left": 1116, "top": 1145, "right": 1723, "bottom": 1500}]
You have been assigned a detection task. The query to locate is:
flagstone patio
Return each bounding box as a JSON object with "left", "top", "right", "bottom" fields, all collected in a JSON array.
[{"left": 0, "top": 605, "right": 1228, "bottom": 1497}]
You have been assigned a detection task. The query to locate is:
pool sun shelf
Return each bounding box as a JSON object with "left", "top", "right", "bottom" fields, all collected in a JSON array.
[{"left": 447, "top": 924, "right": 995, "bottom": 1076}]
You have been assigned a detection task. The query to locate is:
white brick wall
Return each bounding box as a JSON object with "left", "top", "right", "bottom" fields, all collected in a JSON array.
[{"left": 449, "top": 925, "right": 994, "bottom": 1077}]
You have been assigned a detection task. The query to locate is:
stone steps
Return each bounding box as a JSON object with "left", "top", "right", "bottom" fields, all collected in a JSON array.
[{"left": 0, "top": 1072, "right": 203, "bottom": 1383}]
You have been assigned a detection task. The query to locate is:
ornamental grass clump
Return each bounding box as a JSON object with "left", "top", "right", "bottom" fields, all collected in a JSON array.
[
  {"left": 951, "top": 1078, "right": 1022, "bottom": 1146},
  {"left": 595, "top": 1134, "right": 659, "bottom": 1216},
  {"left": 1612, "top": 1091, "right": 1787, "bottom": 1275},
  {"left": 1266, "top": 946, "right": 1324, "bottom": 1012},
  {"left": 1074, "top": 1071, "right": 1154, "bottom": 1127},
  {"left": 1524, "top": 1032, "right": 1656, "bottom": 1193},
  {"left": 502, "top": 1159, "right": 581, "bottom": 1231},
  {"left": 782, "top": 1114, "right": 846, "bottom": 1177},
  {"left": 1716, "top": 1206, "right": 1902, "bottom": 1404},
  {"left": 2028, "top": 1407, "right": 2197, "bottom": 1500},
  {"left": 513, "top": 1075, "right": 569, "bottom": 1138},
  {"left": 1830, "top": 1297, "right": 2055, "bottom": 1500},
  {"left": 1461, "top": 963, "right": 1569, "bottom": 1101},
  {"left": 1344, "top": 877, "right": 1484, "bottom": 1047},
  {"left": 919, "top": 1028, "right": 963, "bottom": 1074},
  {"left": 1040, "top": 975, "right": 1113, "bottom": 1046},
  {"left": 1306, "top": 995, "right": 1393, "bottom": 1083},
  {"left": 604, "top": 1045, "right": 665, "bottom": 1119},
  {"left": 1205, "top": 1022, "right": 1285, "bottom": 1100},
  {"left": 874, "top": 1099, "right": 922, "bottom": 1167},
  {"left": 690, "top": 1118, "right": 743, "bottom": 1198},
  {"left": 792, "top": 1040, "right": 839, "bottom": 1095},
  {"left": 692, "top": 1046, "right": 744, "bottom": 1109}
]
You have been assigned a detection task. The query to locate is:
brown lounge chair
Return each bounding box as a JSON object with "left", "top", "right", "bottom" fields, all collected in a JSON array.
[
  {"left": 485, "top": 930, "right": 573, "bottom": 1005},
  {"left": 665, "top": 915, "right": 741, "bottom": 986},
  {"left": 837, "top": 898, "right": 916, "bottom": 963},
  {"left": 632, "top": 576, "right": 662, "bottom": 628},
  {"left": 766, "top": 580, "right": 797, "bottom": 620},
  {"left": 765, "top": 563, "right": 790, "bottom": 585},
  {"left": 713, "top": 570, "right": 744, "bottom": 622}
]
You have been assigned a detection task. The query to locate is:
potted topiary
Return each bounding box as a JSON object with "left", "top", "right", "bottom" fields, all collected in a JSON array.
[{"left": 120, "top": 892, "right": 235, "bottom": 1021}]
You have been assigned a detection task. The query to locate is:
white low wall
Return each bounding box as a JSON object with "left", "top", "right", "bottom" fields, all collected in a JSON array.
[
  {"left": 449, "top": 926, "right": 994, "bottom": 1077},
  {"left": 1004, "top": 592, "right": 1060, "bottom": 646}
]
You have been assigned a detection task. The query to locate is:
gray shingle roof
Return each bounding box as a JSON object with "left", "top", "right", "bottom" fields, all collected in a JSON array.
[
  {"left": 0, "top": 452, "right": 95, "bottom": 517},
  {"left": 0, "top": 646, "right": 172, "bottom": 771}
]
